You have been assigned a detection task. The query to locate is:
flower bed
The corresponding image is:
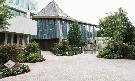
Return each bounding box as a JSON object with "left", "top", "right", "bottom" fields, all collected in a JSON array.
[{"left": 0, "top": 63, "right": 30, "bottom": 78}]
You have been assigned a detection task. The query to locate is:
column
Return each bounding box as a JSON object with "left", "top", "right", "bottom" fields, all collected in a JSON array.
[
  {"left": 27, "top": 35, "right": 30, "bottom": 44},
  {"left": 66, "top": 21, "right": 69, "bottom": 39},
  {"left": 92, "top": 26, "right": 94, "bottom": 39},
  {"left": 22, "top": 35, "right": 25, "bottom": 47},
  {"left": 11, "top": 33, "right": 14, "bottom": 45},
  {"left": 4, "top": 32, "right": 8, "bottom": 45},
  {"left": 89, "top": 25, "right": 91, "bottom": 38},
  {"left": 56, "top": 19, "right": 62, "bottom": 42}
]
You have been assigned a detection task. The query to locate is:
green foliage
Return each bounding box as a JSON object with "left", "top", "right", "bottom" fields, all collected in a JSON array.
[
  {"left": 97, "top": 48, "right": 113, "bottom": 59},
  {"left": 16, "top": 51, "right": 26, "bottom": 62},
  {"left": 25, "top": 52, "right": 44, "bottom": 63},
  {"left": 23, "top": 41, "right": 44, "bottom": 63},
  {"left": 67, "top": 21, "right": 83, "bottom": 47},
  {"left": 50, "top": 41, "right": 81, "bottom": 56},
  {"left": 1, "top": 64, "right": 30, "bottom": 77},
  {"left": 97, "top": 8, "right": 135, "bottom": 59},
  {"left": 97, "top": 30, "right": 104, "bottom": 37},
  {"left": 0, "top": 0, "right": 13, "bottom": 29},
  {"left": 0, "top": 43, "right": 44, "bottom": 64},
  {"left": 25, "top": 41, "right": 40, "bottom": 53},
  {"left": 0, "top": 44, "right": 23, "bottom": 64},
  {"left": 16, "top": 42, "right": 45, "bottom": 63}
]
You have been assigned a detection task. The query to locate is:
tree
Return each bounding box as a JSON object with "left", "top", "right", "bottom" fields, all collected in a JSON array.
[
  {"left": 97, "top": 8, "right": 135, "bottom": 59},
  {"left": 0, "top": 0, "right": 13, "bottom": 29},
  {"left": 99, "top": 8, "right": 134, "bottom": 44},
  {"left": 67, "top": 21, "right": 82, "bottom": 47}
]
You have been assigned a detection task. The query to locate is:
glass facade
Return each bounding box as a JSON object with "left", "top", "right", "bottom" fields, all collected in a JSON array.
[
  {"left": 80, "top": 24, "right": 87, "bottom": 41},
  {"left": 9, "top": 8, "right": 26, "bottom": 17},
  {"left": 33, "top": 19, "right": 57, "bottom": 39},
  {"left": 32, "top": 19, "right": 96, "bottom": 41},
  {"left": 61, "top": 20, "right": 68, "bottom": 39},
  {"left": 7, "top": 0, "right": 37, "bottom": 11}
]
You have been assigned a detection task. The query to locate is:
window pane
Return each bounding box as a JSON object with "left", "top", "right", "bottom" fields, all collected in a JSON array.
[{"left": 16, "top": 0, "right": 20, "bottom": 5}]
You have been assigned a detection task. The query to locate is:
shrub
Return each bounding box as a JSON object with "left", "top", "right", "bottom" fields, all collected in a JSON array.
[
  {"left": 50, "top": 41, "right": 81, "bottom": 56},
  {"left": 16, "top": 51, "right": 26, "bottom": 62},
  {"left": 97, "top": 43, "right": 135, "bottom": 59},
  {"left": 97, "top": 48, "right": 112, "bottom": 59},
  {"left": 25, "top": 41, "right": 40, "bottom": 53},
  {"left": 0, "top": 44, "right": 23, "bottom": 64},
  {"left": 17, "top": 41, "right": 45, "bottom": 63},
  {"left": 1, "top": 63, "right": 30, "bottom": 77},
  {"left": 26, "top": 52, "right": 44, "bottom": 63}
]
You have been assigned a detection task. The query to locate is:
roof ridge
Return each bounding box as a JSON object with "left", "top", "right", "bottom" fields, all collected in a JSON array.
[{"left": 38, "top": 0, "right": 72, "bottom": 19}]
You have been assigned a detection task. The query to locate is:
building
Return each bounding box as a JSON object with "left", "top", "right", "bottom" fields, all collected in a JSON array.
[
  {"left": 32, "top": 1, "right": 97, "bottom": 50},
  {"left": 0, "top": 0, "right": 37, "bottom": 46}
]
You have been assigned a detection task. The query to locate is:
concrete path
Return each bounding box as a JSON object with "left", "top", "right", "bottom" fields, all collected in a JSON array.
[{"left": 1, "top": 51, "right": 135, "bottom": 81}]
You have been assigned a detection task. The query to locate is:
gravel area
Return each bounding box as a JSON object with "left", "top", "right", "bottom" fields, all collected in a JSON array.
[{"left": 1, "top": 51, "right": 135, "bottom": 81}]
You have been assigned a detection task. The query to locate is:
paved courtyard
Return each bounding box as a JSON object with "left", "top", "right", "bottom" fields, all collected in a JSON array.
[{"left": 1, "top": 51, "right": 135, "bottom": 81}]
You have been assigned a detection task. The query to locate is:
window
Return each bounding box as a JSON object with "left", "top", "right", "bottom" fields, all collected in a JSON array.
[
  {"left": 15, "top": 0, "right": 20, "bottom": 5},
  {"left": 20, "top": 0, "right": 24, "bottom": 8},
  {"left": 29, "top": 0, "right": 37, "bottom": 11},
  {"left": 8, "top": 0, "right": 14, "bottom": 3},
  {"left": 9, "top": 8, "right": 26, "bottom": 17}
]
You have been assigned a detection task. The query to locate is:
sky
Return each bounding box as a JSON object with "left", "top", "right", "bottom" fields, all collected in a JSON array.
[{"left": 37, "top": 0, "right": 135, "bottom": 25}]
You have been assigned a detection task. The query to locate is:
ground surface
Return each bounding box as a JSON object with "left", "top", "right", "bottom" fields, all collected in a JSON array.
[{"left": 1, "top": 51, "right": 135, "bottom": 81}]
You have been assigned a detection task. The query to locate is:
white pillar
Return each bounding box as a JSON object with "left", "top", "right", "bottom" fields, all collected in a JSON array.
[
  {"left": 56, "top": 19, "right": 62, "bottom": 42},
  {"left": 4, "top": 32, "right": 8, "bottom": 45},
  {"left": 11, "top": 33, "right": 14, "bottom": 45},
  {"left": 22, "top": 35, "right": 25, "bottom": 47},
  {"left": 27, "top": 11, "right": 30, "bottom": 18},
  {"left": 27, "top": 35, "right": 30, "bottom": 44},
  {"left": 92, "top": 26, "right": 94, "bottom": 39}
]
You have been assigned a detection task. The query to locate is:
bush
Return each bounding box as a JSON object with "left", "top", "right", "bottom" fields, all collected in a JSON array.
[
  {"left": 1, "top": 63, "right": 30, "bottom": 78},
  {"left": 26, "top": 52, "right": 44, "bottom": 63},
  {"left": 16, "top": 51, "right": 26, "bottom": 62},
  {"left": 97, "top": 48, "right": 113, "bottom": 59},
  {"left": 0, "top": 44, "right": 23, "bottom": 64},
  {"left": 17, "top": 42, "right": 45, "bottom": 63},
  {"left": 25, "top": 41, "right": 40, "bottom": 53},
  {"left": 97, "top": 43, "right": 135, "bottom": 59},
  {"left": 50, "top": 41, "right": 82, "bottom": 56}
]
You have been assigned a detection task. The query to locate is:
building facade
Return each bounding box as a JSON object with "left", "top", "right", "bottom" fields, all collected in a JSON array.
[
  {"left": 0, "top": 0, "right": 37, "bottom": 46},
  {"left": 32, "top": 1, "right": 97, "bottom": 50}
]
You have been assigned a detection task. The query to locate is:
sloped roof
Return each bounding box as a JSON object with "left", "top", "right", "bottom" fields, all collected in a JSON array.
[
  {"left": 38, "top": 0, "right": 72, "bottom": 18},
  {"left": 34, "top": 0, "right": 97, "bottom": 26}
]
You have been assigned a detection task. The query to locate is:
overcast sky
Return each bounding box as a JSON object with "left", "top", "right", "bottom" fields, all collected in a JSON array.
[{"left": 37, "top": 0, "right": 135, "bottom": 25}]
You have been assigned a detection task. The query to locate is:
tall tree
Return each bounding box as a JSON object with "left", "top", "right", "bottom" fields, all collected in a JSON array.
[
  {"left": 99, "top": 8, "right": 135, "bottom": 44},
  {"left": 0, "top": 0, "right": 13, "bottom": 29},
  {"left": 67, "top": 21, "right": 82, "bottom": 47}
]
